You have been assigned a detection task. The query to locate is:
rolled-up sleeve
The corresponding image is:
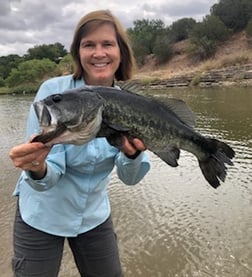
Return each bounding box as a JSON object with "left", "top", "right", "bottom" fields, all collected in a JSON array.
[
  {"left": 115, "top": 151, "right": 150, "bottom": 185},
  {"left": 24, "top": 145, "right": 66, "bottom": 191}
]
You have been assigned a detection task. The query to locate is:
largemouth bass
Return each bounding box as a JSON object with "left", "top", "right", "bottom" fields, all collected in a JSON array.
[{"left": 32, "top": 84, "right": 235, "bottom": 188}]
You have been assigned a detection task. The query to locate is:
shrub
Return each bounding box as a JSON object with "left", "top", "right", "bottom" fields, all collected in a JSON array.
[
  {"left": 169, "top": 18, "right": 197, "bottom": 42},
  {"left": 190, "top": 74, "right": 201, "bottom": 86},
  {"left": 0, "top": 77, "right": 5, "bottom": 87},
  {"left": 8, "top": 84, "right": 39, "bottom": 95},
  {"left": 188, "top": 15, "right": 230, "bottom": 61},
  {"left": 6, "top": 58, "right": 60, "bottom": 88},
  {"left": 246, "top": 19, "right": 252, "bottom": 37},
  {"left": 153, "top": 36, "right": 173, "bottom": 64},
  {"left": 211, "top": 0, "right": 252, "bottom": 32}
]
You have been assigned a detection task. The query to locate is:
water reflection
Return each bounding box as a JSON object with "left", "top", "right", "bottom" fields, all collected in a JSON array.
[{"left": 0, "top": 88, "right": 251, "bottom": 277}]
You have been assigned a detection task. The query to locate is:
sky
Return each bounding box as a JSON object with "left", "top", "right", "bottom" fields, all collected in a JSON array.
[{"left": 0, "top": 0, "right": 218, "bottom": 56}]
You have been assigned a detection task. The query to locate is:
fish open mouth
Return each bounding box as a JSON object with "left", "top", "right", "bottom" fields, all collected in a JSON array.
[
  {"left": 33, "top": 102, "right": 52, "bottom": 126},
  {"left": 31, "top": 102, "right": 67, "bottom": 144}
]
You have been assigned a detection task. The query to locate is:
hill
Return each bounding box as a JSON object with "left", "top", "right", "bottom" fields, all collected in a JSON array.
[{"left": 135, "top": 32, "right": 252, "bottom": 87}]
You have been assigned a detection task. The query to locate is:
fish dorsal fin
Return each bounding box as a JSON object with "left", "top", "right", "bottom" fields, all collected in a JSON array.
[
  {"left": 118, "top": 81, "right": 195, "bottom": 128},
  {"left": 164, "top": 98, "right": 196, "bottom": 128},
  {"left": 117, "top": 80, "right": 143, "bottom": 95}
]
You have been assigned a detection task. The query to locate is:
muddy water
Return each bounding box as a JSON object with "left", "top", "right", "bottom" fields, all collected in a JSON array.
[{"left": 0, "top": 87, "right": 251, "bottom": 277}]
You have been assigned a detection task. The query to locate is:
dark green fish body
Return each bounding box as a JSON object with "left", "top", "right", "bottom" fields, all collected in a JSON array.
[{"left": 32, "top": 85, "right": 235, "bottom": 188}]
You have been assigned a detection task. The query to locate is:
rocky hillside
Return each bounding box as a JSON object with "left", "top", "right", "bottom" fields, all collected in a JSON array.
[{"left": 135, "top": 32, "right": 252, "bottom": 87}]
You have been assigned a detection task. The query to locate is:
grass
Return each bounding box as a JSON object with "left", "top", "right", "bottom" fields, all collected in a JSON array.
[
  {"left": 0, "top": 84, "right": 38, "bottom": 95},
  {"left": 200, "top": 50, "right": 252, "bottom": 72},
  {"left": 0, "top": 87, "right": 10, "bottom": 94}
]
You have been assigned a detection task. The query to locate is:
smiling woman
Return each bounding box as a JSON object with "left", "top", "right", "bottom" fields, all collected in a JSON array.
[{"left": 8, "top": 9, "right": 150, "bottom": 277}]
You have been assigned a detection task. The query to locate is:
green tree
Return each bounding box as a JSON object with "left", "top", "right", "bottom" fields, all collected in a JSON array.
[
  {"left": 246, "top": 18, "right": 252, "bottom": 47},
  {"left": 127, "top": 19, "right": 168, "bottom": 65},
  {"left": 58, "top": 53, "right": 74, "bottom": 75},
  {"left": 153, "top": 35, "right": 173, "bottom": 64},
  {"left": 211, "top": 0, "right": 252, "bottom": 32},
  {"left": 0, "top": 77, "right": 5, "bottom": 87},
  {"left": 246, "top": 18, "right": 252, "bottom": 37},
  {"left": 6, "top": 58, "right": 60, "bottom": 87},
  {"left": 188, "top": 15, "right": 230, "bottom": 61},
  {"left": 169, "top": 18, "right": 197, "bottom": 42},
  {"left": 0, "top": 54, "right": 23, "bottom": 79},
  {"left": 25, "top": 42, "right": 68, "bottom": 63}
]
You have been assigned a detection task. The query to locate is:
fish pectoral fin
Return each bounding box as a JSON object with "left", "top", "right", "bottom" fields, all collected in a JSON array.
[
  {"left": 103, "top": 119, "right": 130, "bottom": 132},
  {"left": 154, "top": 147, "right": 180, "bottom": 167},
  {"left": 96, "top": 120, "right": 129, "bottom": 148},
  {"left": 97, "top": 118, "right": 130, "bottom": 132},
  {"left": 106, "top": 133, "right": 125, "bottom": 148}
]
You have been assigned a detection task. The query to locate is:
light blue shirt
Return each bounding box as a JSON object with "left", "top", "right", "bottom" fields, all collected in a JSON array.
[{"left": 13, "top": 75, "right": 150, "bottom": 237}]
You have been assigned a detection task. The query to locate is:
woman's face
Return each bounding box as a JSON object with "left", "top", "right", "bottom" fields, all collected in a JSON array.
[{"left": 79, "top": 23, "right": 121, "bottom": 86}]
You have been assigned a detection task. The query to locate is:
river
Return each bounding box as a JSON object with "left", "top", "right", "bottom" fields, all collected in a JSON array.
[{"left": 0, "top": 86, "right": 251, "bottom": 277}]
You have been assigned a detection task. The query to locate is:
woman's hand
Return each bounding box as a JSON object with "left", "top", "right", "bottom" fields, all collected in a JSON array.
[
  {"left": 9, "top": 138, "right": 52, "bottom": 179},
  {"left": 120, "top": 137, "right": 147, "bottom": 159}
]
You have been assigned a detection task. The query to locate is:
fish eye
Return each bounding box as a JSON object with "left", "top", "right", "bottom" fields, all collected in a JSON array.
[{"left": 52, "top": 94, "right": 62, "bottom": 103}]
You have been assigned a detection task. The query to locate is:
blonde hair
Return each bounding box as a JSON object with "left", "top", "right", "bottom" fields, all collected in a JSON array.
[{"left": 70, "top": 10, "right": 136, "bottom": 81}]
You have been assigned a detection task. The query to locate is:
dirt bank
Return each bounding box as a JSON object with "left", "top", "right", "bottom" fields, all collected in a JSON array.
[{"left": 134, "top": 32, "right": 252, "bottom": 88}]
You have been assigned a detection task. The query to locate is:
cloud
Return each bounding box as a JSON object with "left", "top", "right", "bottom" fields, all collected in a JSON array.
[
  {"left": 0, "top": 2, "right": 10, "bottom": 16},
  {"left": 0, "top": 0, "right": 217, "bottom": 56}
]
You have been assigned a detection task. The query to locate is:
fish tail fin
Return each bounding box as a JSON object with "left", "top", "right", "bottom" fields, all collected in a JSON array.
[{"left": 199, "top": 139, "right": 235, "bottom": 189}]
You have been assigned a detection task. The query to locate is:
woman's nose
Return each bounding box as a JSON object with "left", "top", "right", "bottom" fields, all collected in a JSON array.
[{"left": 93, "top": 45, "right": 106, "bottom": 57}]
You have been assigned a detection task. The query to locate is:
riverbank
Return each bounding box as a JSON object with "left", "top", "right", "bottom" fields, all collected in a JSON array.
[
  {"left": 135, "top": 63, "right": 252, "bottom": 89},
  {"left": 134, "top": 31, "right": 252, "bottom": 88},
  {"left": 1, "top": 62, "right": 252, "bottom": 95}
]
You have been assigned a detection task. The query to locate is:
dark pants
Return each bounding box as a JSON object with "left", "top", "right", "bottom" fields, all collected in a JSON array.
[{"left": 12, "top": 204, "right": 123, "bottom": 277}]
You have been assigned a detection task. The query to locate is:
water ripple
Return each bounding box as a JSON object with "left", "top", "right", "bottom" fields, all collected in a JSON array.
[{"left": 1, "top": 90, "right": 252, "bottom": 277}]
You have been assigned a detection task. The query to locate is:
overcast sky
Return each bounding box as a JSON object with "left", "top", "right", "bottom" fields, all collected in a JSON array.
[{"left": 0, "top": 0, "right": 218, "bottom": 56}]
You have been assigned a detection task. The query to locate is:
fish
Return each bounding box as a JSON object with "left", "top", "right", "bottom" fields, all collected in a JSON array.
[{"left": 32, "top": 83, "right": 235, "bottom": 189}]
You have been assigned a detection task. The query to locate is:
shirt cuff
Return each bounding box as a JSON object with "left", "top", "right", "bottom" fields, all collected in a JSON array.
[
  {"left": 124, "top": 150, "right": 142, "bottom": 159},
  {"left": 120, "top": 151, "right": 146, "bottom": 165},
  {"left": 24, "top": 164, "right": 61, "bottom": 191}
]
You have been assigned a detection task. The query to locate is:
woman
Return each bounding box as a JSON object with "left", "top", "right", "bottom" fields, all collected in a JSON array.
[{"left": 9, "top": 10, "right": 150, "bottom": 277}]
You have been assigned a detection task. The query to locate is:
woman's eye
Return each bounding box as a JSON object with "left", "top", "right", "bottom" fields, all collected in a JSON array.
[
  {"left": 80, "top": 42, "right": 94, "bottom": 48},
  {"left": 84, "top": 43, "right": 94, "bottom": 48},
  {"left": 103, "top": 41, "right": 115, "bottom": 47}
]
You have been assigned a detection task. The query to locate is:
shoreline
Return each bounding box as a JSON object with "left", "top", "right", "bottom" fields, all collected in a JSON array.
[
  {"left": 134, "top": 63, "right": 252, "bottom": 89},
  {"left": 1, "top": 63, "right": 252, "bottom": 95}
]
